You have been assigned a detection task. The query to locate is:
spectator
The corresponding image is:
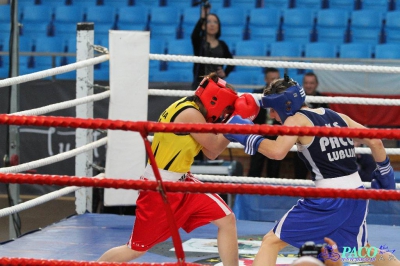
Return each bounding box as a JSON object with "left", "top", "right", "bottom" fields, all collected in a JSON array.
[
  {"left": 191, "top": 4, "right": 235, "bottom": 90},
  {"left": 294, "top": 72, "right": 330, "bottom": 179},
  {"left": 248, "top": 67, "right": 281, "bottom": 178}
]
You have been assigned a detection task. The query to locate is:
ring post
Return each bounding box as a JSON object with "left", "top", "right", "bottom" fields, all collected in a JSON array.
[{"left": 75, "top": 22, "right": 94, "bottom": 214}]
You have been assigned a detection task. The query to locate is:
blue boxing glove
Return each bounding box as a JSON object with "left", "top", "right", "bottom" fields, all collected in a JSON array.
[
  {"left": 371, "top": 157, "right": 396, "bottom": 190},
  {"left": 224, "top": 115, "right": 264, "bottom": 155}
]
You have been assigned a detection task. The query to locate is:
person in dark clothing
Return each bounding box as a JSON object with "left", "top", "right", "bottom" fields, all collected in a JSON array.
[
  {"left": 191, "top": 4, "right": 235, "bottom": 90},
  {"left": 248, "top": 68, "right": 281, "bottom": 178},
  {"left": 294, "top": 72, "right": 330, "bottom": 179}
]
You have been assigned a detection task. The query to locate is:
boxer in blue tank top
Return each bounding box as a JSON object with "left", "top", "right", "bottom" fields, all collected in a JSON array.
[{"left": 224, "top": 74, "right": 397, "bottom": 266}]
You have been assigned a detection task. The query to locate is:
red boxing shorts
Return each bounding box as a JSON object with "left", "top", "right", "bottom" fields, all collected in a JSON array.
[{"left": 127, "top": 174, "right": 232, "bottom": 251}]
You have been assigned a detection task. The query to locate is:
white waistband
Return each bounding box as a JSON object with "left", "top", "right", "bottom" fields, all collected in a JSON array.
[
  {"left": 314, "top": 172, "right": 363, "bottom": 189},
  {"left": 142, "top": 164, "right": 186, "bottom": 182}
]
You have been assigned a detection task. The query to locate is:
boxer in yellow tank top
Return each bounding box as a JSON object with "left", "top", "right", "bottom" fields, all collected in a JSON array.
[{"left": 98, "top": 72, "right": 261, "bottom": 265}]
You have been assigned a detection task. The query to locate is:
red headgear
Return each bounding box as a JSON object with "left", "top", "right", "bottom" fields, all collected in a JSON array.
[{"left": 195, "top": 77, "right": 238, "bottom": 123}]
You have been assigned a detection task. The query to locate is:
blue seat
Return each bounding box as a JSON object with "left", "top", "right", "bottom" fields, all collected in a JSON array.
[
  {"left": 19, "top": 36, "right": 34, "bottom": 52},
  {"left": 21, "top": 21, "right": 52, "bottom": 37},
  {"left": 0, "top": 22, "right": 10, "bottom": 37},
  {"left": 269, "top": 42, "right": 303, "bottom": 57},
  {"left": 134, "top": 0, "right": 160, "bottom": 6},
  {"left": 101, "top": 0, "right": 133, "bottom": 8},
  {"left": 54, "top": 6, "right": 84, "bottom": 24},
  {"left": 328, "top": 0, "right": 356, "bottom": 10},
  {"left": 150, "top": 39, "right": 166, "bottom": 71},
  {"left": 235, "top": 40, "right": 268, "bottom": 56},
  {"left": 385, "top": 11, "right": 400, "bottom": 44},
  {"left": 216, "top": 7, "right": 248, "bottom": 27},
  {"left": 149, "top": 6, "right": 180, "bottom": 30},
  {"left": 38, "top": 0, "right": 67, "bottom": 7},
  {"left": 53, "top": 23, "right": 78, "bottom": 39},
  {"left": 150, "top": 25, "right": 179, "bottom": 42},
  {"left": 164, "top": 0, "right": 194, "bottom": 9},
  {"left": 219, "top": 25, "right": 246, "bottom": 43},
  {"left": 304, "top": 42, "right": 337, "bottom": 58},
  {"left": 228, "top": 0, "right": 257, "bottom": 9},
  {"left": 66, "top": 38, "right": 77, "bottom": 54},
  {"left": 316, "top": 9, "right": 350, "bottom": 45},
  {"left": 350, "top": 10, "right": 384, "bottom": 44},
  {"left": 374, "top": 44, "right": 400, "bottom": 59},
  {"left": 117, "top": 6, "right": 148, "bottom": 31},
  {"left": 225, "top": 71, "right": 260, "bottom": 92},
  {"left": 282, "top": 8, "right": 316, "bottom": 43},
  {"left": 166, "top": 39, "right": 193, "bottom": 70},
  {"left": 33, "top": 36, "right": 66, "bottom": 53},
  {"left": 360, "top": 0, "right": 390, "bottom": 12},
  {"left": 85, "top": 6, "right": 117, "bottom": 24},
  {"left": 248, "top": 8, "right": 281, "bottom": 28},
  {"left": 69, "top": 0, "right": 97, "bottom": 8},
  {"left": 149, "top": 68, "right": 190, "bottom": 83},
  {"left": 20, "top": 5, "right": 53, "bottom": 23},
  {"left": 95, "top": 23, "right": 115, "bottom": 40},
  {"left": 339, "top": 43, "right": 372, "bottom": 59},
  {"left": 0, "top": 5, "right": 11, "bottom": 22},
  {"left": 17, "top": 0, "right": 36, "bottom": 6},
  {"left": 294, "top": 0, "right": 324, "bottom": 10},
  {"left": 263, "top": 0, "right": 290, "bottom": 9}
]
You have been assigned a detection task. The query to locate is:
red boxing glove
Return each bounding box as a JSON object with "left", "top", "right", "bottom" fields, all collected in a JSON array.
[{"left": 232, "top": 93, "right": 260, "bottom": 121}]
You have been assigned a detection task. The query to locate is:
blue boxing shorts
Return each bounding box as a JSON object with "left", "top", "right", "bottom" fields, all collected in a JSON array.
[{"left": 273, "top": 196, "right": 368, "bottom": 252}]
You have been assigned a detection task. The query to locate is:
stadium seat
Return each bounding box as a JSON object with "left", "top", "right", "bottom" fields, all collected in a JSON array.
[
  {"left": 235, "top": 40, "right": 268, "bottom": 57},
  {"left": 374, "top": 43, "right": 400, "bottom": 59},
  {"left": 117, "top": 6, "right": 149, "bottom": 30},
  {"left": 38, "top": 0, "right": 67, "bottom": 7},
  {"left": 166, "top": 39, "right": 193, "bottom": 70},
  {"left": 33, "top": 36, "right": 66, "bottom": 53},
  {"left": 384, "top": 11, "right": 400, "bottom": 44},
  {"left": 17, "top": 0, "right": 36, "bottom": 6},
  {"left": 149, "top": 6, "right": 180, "bottom": 26},
  {"left": 66, "top": 38, "right": 76, "bottom": 54},
  {"left": 339, "top": 43, "right": 372, "bottom": 59},
  {"left": 359, "top": 0, "right": 390, "bottom": 12},
  {"left": 54, "top": 5, "right": 84, "bottom": 24},
  {"left": 0, "top": 22, "right": 10, "bottom": 38},
  {"left": 19, "top": 36, "right": 34, "bottom": 52},
  {"left": 0, "top": 5, "right": 11, "bottom": 23},
  {"left": 85, "top": 6, "right": 117, "bottom": 25},
  {"left": 315, "top": 9, "right": 350, "bottom": 45},
  {"left": 269, "top": 41, "right": 303, "bottom": 57},
  {"left": 180, "top": 7, "right": 201, "bottom": 39},
  {"left": 225, "top": 70, "right": 260, "bottom": 92},
  {"left": 248, "top": 8, "right": 281, "bottom": 41},
  {"left": 20, "top": 5, "right": 53, "bottom": 23},
  {"left": 349, "top": 10, "right": 384, "bottom": 44},
  {"left": 263, "top": 0, "right": 290, "bottom": 9},
  {"left": 101, "top": 0, "right": 133, "bottom": 8},
  {"left": 149, "top": 68, "right": 191, "bottom": 83},
  {"left": 150, "top": 39, "right": 166, "bottom": 71},
  {"left": 281, "top": 8, "right": 316, "bottom": 43},
  {"left": 304, "top": 42, "right": 337, "bottom": 58},
  {"left": 69, "top": 0, "right": 97, "bottom": 8},
  {"left": 328, "top": 0, "right": 356, "bottom": 10},
  {"left": 228, "top": 0, "right": 257, "bottom": 9},
  {"left": 21, "top": 22, "right": 52, "bottom": 37},
  {"left": 164, "top": 0, "right": 194, "bottom": 9},
  {"left": 215, "top": 7, "right": 248, "bottom": 27},
  {"left": 94, "top": 23, "right": 115, "bottom": 40},
  {"left": 294, "top": 0, "right": 324, "bottom": 10},
  {"left": 134, "top": 0, "right": 160, "bottom": 7},
  {"left": 53, "top": 23, "right": 79, "bottom": 39},
  {"left": 219, "top": 25, "right": 246, "bottom": 43}
]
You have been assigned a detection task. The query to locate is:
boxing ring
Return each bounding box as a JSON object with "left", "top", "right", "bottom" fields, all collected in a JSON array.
[{"left": 0, "top": 26, "right": 400, "bottom": 266}]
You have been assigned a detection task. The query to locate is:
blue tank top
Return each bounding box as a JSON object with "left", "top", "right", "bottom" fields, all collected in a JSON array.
[{"left": 296, "top": 108, "right": 358, "bottom": 180}]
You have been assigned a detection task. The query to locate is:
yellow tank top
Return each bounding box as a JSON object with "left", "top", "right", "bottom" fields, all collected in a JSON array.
[{"left": 150, "top": 97, "right": 203, "bottom": 173}]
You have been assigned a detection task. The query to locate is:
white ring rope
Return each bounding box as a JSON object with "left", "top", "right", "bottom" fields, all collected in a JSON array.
[
  {"left": 149, "top": 89, "right": 400, "bottom": 106},
  {"left": 150, "top": 54, "right": 400, "bottom": 73},
  {"left": 12, "top": 91, "right": 111, "bottom": 116},
  {"left": 0, "top": 173, "right": 105, "bottom": 218},
  {"left": 0, "top": 137, "right": 107, "bottom": 174},
  {"left": 195, "top": 174, "right": 400, "bottom": 190},
  {"left": 0, "top": 55, "right": 109, "bottom": 88},
  {"left": 146, "top": 135, "right": 400, "bottom": 155}
]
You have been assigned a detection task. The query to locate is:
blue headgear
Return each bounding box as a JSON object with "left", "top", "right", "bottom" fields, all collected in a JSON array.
[{"left": 261, "top": 78, "right": 306, "bottom": 123}]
